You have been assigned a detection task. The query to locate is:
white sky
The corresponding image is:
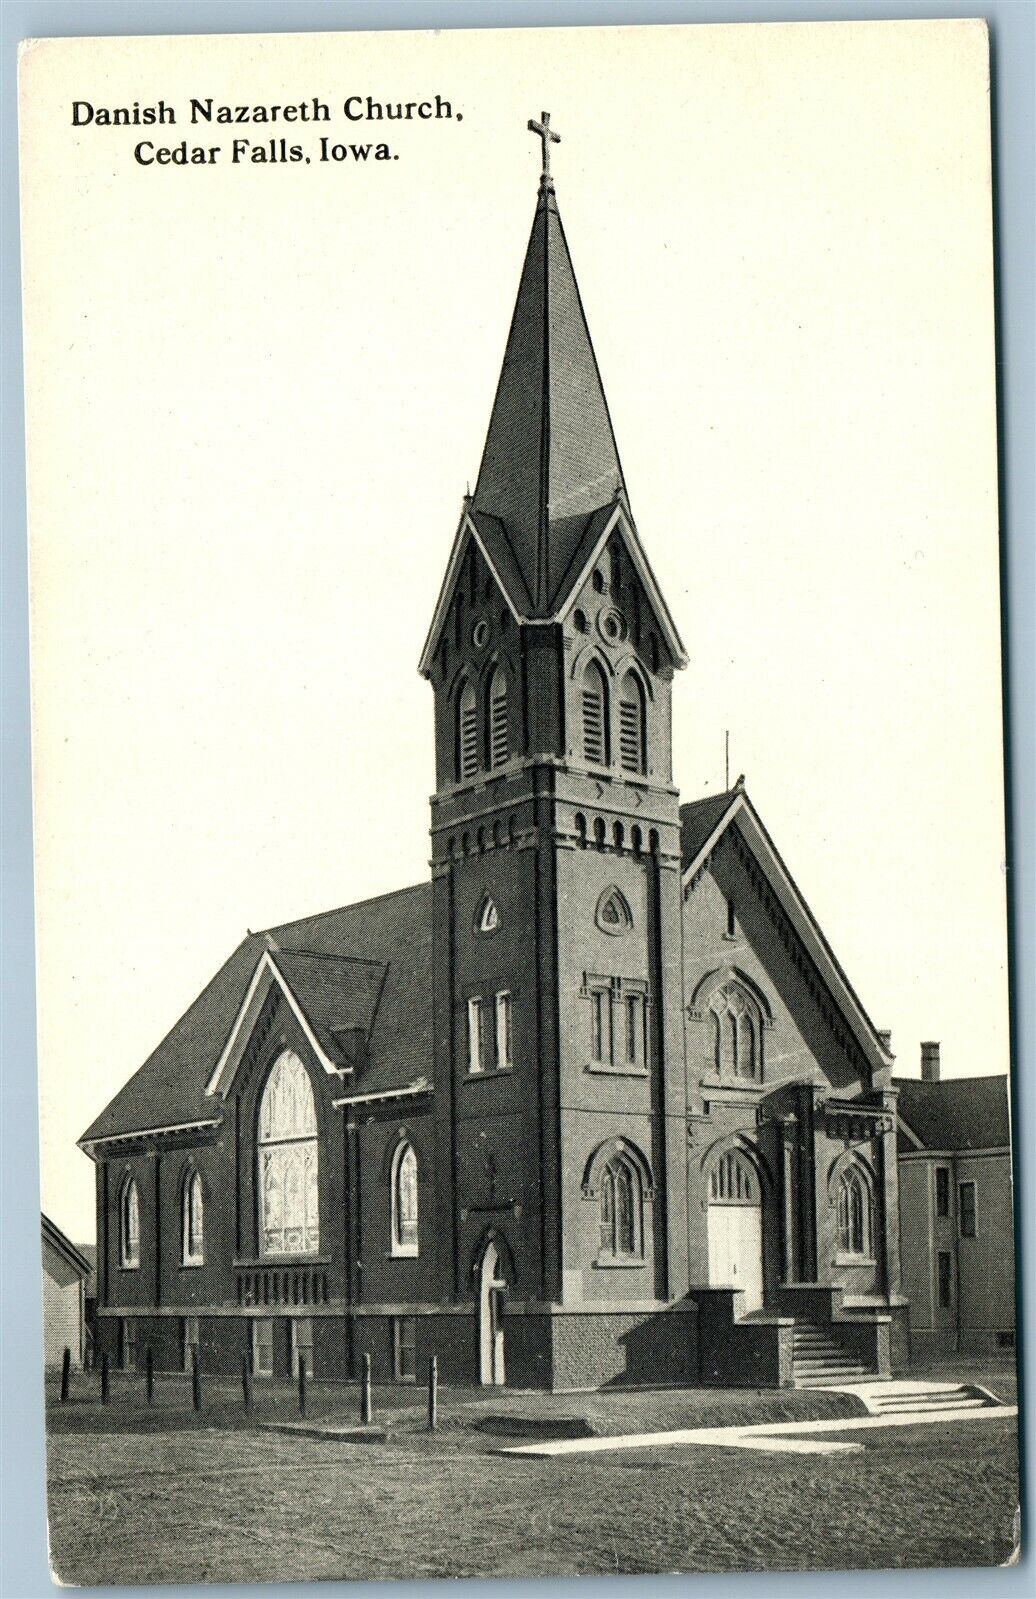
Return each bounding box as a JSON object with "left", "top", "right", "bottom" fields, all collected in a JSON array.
[{"left": 20, "top": 20, "right": 1006, "bottom": 1243}]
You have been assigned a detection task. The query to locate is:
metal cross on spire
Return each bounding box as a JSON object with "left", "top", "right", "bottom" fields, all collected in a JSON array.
[{"left": 528, "top": 110, "right": 560, "bottom": 187}]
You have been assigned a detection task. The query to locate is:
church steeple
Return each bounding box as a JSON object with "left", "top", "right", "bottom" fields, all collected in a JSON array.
[{"left": 472, "top": 113, "right": 626, "bottom": 614}]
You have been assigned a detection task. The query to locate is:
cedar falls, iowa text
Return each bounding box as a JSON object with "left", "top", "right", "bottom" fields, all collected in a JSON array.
[{"left": 69, "top": 95, "right": 460, "bottom": 166}]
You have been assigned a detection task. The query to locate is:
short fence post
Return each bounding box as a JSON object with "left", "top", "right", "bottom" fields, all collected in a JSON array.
[
  {"left": 145, "top": 1347, "right": 154, "bottom": 1406},
  {"left": 242, "top": 1352, "right": 253, "bottom": 1414},
  {"left": 191, "top": 1346, "right": 201, "bottom": 1412},
  {"left": 60, "top": 1347, "right": 71, "bottom": 1403},
  {"left": 427, "top": 1355, "right": 438, "bottom": 1432},
  {"left": 100, "top": 1352, "right": 110, "bottom": 1406},
  {"left": 297, "top": 1355, "right": 307, "bottom": 1418},
  {"left": 360, "top": 1351, "right": 372, "bottom": 1424}
]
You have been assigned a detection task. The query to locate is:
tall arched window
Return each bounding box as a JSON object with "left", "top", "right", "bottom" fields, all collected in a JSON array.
[
  {"left": 119, "top": 1175, "right": 140, "bottom": 1268},
  {"left": 258, "top": 1050, "right": 319, "bottom": 1257},
  {"left": 181, "top": 1169, "right": 204, "bottom": 1265},
  {"left": 618, "top": 670, "right": 646, "bottom": 775},
  {"left": 599, "top": 1153, "right": 643, "bottom": 1259},
  {"left": 487, "top": 666, "right": 509, "bottom": 769},
  {"left": 581, "top": 660, "right": 609, "bottom": 765},
  {"left": 456, "top": 679, "right": 478, "bottom": 780},
  {"left": 708, "top": 983, "right": 760, "bottom": 1080},
  {"left": 837, "top": 1164, "right": 874, "bottom": 1258},
  {"left": 390, "top": 1140, "right": 419, "bottom": 1256}
]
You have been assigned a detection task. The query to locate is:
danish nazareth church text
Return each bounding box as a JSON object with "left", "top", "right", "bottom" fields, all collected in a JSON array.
[{"left": 83, "top": 120, "right": 908, "bottom": 1391}]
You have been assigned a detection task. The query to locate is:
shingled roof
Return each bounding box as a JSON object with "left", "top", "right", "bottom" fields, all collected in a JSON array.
[
  {"left": 894, "top": 1074, "right": 1011, "bottom": 1153},
  {"left": 80, "top": 881, "right": 432, "bottom": 1146}
]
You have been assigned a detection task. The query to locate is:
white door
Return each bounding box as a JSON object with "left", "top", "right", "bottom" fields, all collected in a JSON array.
[
  {"left": 478, "top": 1242, "right": 506, "bottom": 1386},
  {"left": 707, "top": 1149, "right": 764, "bottom": 1313}
]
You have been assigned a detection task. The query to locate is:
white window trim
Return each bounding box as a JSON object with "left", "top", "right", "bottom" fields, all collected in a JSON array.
[
  {"left": 119, "top": 1177, "right": 140, "bottom": 1270},
  {"left": 467, "top": 996, "right": 484, "bottom": 1074},
  {"left": 181, "top": 1170, "right": 204, "bottom": 1267},
  {"left": 494, "top": 991, "right": 512, "bottom": 1071},
  {"left": 389, "top": 1141, "right": 419, "bottom": 1258}
]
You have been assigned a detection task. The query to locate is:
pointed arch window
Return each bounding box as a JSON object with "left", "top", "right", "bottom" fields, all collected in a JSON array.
[
  {"left": 456, "top": 679, "right": 478, "bottom": 781},
  {"left": 476, "top": 895, "right": 500, "bottom": 935},
  {"left": 258, "top": 1050, "right": 319, "bottom": 1257},
  {"left": 837, "top": 1164, "right": 874, "bottom": 1258},
  {"left": 708, "top": 982, "right": 761, "bottom": 1080},
  {"left": 709, "top": 1148, "right": 760, "bottom": 1204},
  {"left": 487, "top": 666, "right": 509, "bottom": 769},
  {"left": 391, "top": 1140, "right": 419, "bottom": 1256},
  {"left": 618, "top": 670, "right": 647, "bottom": 775},
  {"left": 181, "top": 1169, "right": 204, "bottom": 1265},
  {"left": 599, "top": 1153, "right": 643, "bottom": 1259},
  {"left": 581, "top": 660, "right": 609, "bottom": 766},
  {"left": 119, "top": 1175, "right": 140, "bottom": 1269},
  {"left": 596, "top": 885, "right": 632, "bottom": 936}
]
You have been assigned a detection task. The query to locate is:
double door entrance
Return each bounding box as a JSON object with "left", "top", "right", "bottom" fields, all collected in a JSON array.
[{"left": 707, "top": 1149, "right": 764, "bottom": 1313}]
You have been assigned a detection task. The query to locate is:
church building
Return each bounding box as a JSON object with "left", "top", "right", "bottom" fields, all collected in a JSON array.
[{"left": 82, "top": 119, "right": 906, "bottom": 1391}]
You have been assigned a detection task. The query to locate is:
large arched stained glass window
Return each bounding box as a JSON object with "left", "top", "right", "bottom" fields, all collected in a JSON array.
[
  {"left": 390, "top": 1140, "right": 419, "bottom": 1256},
  {"left": 837, "top": 1164, "right": 874, "bottom": 1258},
  {"left": 258, "top": 1050, "right": 319, "bottom": 1257},
  {"left": 599, "top": 1154, "right": 643, "bottom": 1259}
]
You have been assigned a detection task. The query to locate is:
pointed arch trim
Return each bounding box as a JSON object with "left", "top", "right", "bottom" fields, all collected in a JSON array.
[
  {"left": 581, "top": 1136, "right": 654, "bottom": 1200},
  {"left": 688, "top": 965, "right": 774, "bottom": 1024}
]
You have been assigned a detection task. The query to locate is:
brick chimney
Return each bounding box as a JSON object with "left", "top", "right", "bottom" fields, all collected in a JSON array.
[{"left": 921, "top": 1041, "right": 941, "bottom": 1082}]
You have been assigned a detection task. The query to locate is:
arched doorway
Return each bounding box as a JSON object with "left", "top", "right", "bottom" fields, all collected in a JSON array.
[
  {"left": 477, "top": 1240, "right": 507, "bottom": 1386},
  {"left": 707, "top": 1147, "right": 764, "bottom": 1312}
]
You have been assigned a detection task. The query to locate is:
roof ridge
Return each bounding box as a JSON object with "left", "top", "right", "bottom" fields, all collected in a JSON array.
[
  {"left": 265, "top": 879, "right": 428, "bottom": 934},
  {"left": 274, "top": 946, "right": 387, "bottom": 970}
]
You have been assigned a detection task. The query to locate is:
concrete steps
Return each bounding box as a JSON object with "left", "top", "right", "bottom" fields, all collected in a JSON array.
[{"left": 791, "top": 1321, "right": 874, "bottom": 1388}]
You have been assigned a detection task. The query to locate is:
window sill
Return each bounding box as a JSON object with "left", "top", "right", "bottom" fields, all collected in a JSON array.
[
  {"left": 118, "top": 1263, "right": 140, "bottom": 1272},
  {"left": 179, "top": 1260, "right": 204, "bottom": 1270},
  {"left": 593, "top": 1256, "right": 647, "bottom": 1270},
  {"left": 464, "top": 1067, "right": 513, "bottom": 1081},
  {"left": 235, "top": 1254, "right": 331, "bottom": 1268},
  {"left": 834, "top": 1254, "right": 877, "bottom": 1268},
  {"left": 585, "top": 1063, "right": 649, "bottom": 1078},
  {"left": 387, "top": 1247, "right": 419, "bottom": 1260}
]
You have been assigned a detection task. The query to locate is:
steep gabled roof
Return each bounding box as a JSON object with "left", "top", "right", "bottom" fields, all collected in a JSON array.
[
  {"left": 681, "top": 784, "right": 894, "bottom": 1079},
  {"left": 419, "top": 172, "right": 687, "bottom": 678},
  {"left": 42, "top": 1213, "right": 91, "bottom": 1280},
  {"left": 473, "top": 179, "right": 625, "bottom": 613},
  {"left": 79, "top": 882, "right": 433, "bottom": 1148},
  {"left": 894, "top": 1075, "right": 1011, "bottom": 1152}
]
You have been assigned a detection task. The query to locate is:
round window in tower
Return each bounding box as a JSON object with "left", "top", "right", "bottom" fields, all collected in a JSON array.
[{"left": 597, "top": 608, "right": 627, "bottom": 646}]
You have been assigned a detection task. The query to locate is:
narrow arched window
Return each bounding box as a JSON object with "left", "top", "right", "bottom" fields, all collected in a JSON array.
[
  {"left": 581, "top": 660, "right": 609, "bottom": 765},
  {"left": 599, "top": 1154, "right": 643, "bottom": 1259},
  {"left": 182, "top": 1169, "right": 204, "bottom": 1265},
  {"left": 391, "top": 1141, "right": 419, "bottom": 1256},
  {"left": 119, "top": 1176, "right": 140, "bottom": 1269},
  {"left": 708, "top": 983, "right": 760, "bottom": 1080},
  {"left": 487, "top": 666, "right": 509, "bottom": 769},
  {"left": 618, "top": 670, "right": 646, "bottom": 775},
  {"left": 258, "top": 1050, "right": 319, "bottom": 1257},
  {"left": 456, "top": 679, "right": 478, "bottom": 780},
  {"left": 837, "top": 1166, "right": 873, "bottom": 1258}
]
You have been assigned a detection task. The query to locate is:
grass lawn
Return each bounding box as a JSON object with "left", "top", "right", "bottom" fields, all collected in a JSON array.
[{"left": 45, "top": 1360, "right": 1020, "bottom": 1585}]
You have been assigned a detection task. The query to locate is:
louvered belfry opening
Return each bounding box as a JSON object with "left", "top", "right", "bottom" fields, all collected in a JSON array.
[
  {"left": 457, "top": 680, "right": 478, "bottom": 780},
  {"left": 582, "top": 661, "right": 609, "bottom": 765},
  {"left": 488, "top": 667, "right": 509, "bottom": 768},
  {"left": 618, "top": 671, "right": 646, "bottom": 774}
]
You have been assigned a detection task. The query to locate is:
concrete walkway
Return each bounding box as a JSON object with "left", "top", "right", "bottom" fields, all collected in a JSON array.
[{"left": 501, "top": 1382, "right": 1016, "bottom": 1459}]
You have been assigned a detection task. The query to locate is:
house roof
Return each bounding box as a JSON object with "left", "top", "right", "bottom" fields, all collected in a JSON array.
[
  {"left": 680, "top": 783, "right": 894, "bottom": 1080},
  {"left": 41, "top": 1213, "right": 91, "bottom": 1279},
  {"left": 80, "top": 881, "right": 433, "bottom": 1147},
  {"left": 894, "top": 1074, "right": 1011, "bottom": 1152}
]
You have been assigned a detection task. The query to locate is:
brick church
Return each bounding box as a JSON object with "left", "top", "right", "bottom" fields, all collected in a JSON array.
[{"left": 82, "top": 120, "right": 906, "bottom": 1391}]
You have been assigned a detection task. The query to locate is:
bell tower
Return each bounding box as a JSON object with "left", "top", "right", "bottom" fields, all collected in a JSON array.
[{"left": 420, "top": 117, "right": 691, "bottom": 1380}]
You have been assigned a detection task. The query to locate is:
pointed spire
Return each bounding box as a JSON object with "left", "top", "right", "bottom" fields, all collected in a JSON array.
[{"left": 471, "top": 116, "right": 626, "bottom": 615}]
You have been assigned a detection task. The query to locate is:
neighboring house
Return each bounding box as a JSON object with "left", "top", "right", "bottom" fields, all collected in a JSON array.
[
  {"left": 78, "top": 135, "right": 906, "bottom": 1392},
  {"left": 41, "top": 1214, "right": 91, "bottom": 1368},
  {"left": 896, "top": 1044, "right": 1015, "bottom": 1357}
]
